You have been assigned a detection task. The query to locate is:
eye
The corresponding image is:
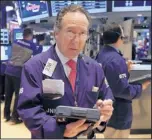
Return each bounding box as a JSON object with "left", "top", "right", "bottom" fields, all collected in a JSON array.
[
  {"left": 67, "top": 29, "right": 73, "bottom": 33},
  {"left": 80, "top": 32, "right": 88, "bottom": 37}
]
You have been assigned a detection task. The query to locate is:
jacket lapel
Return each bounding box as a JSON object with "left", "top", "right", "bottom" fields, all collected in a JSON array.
[
  {"left": 76, "top": 56, "right": 90, "bottom": 105},
  {"left": 49, "top": 46, "right": 75, "bottom": 105}
]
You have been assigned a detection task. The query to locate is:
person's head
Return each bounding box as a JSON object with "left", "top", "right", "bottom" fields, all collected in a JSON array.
[
  {"left": 54, "top": 4, "right": 91, "bottom": 59},
  {"left": 103, "top": 23, "right": 125, "bottom": 48},
  {"left": 23, "top": 28, "right": 33, "bottom": 41}
]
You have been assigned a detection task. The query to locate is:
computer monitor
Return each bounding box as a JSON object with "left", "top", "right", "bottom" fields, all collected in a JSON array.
[
  {"left": 50, "top": 1, "right": 107, "bottom": 16},
  {"left": 112, "top": 1, "right": 151, "bottom": 12},
  {"left": 12, "top": 28, "right": 23, "bottom": 41},
  {"left": 18, "top": 1, "right": 49, "bottom": 22}
]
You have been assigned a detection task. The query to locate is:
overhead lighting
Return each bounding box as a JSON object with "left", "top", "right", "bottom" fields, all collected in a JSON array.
[
  {"left": 137, "top": 14, "right": 143, "bottom": 17},
  {"left": 6, "top": 6, "right": 13, "bottom": 12}
]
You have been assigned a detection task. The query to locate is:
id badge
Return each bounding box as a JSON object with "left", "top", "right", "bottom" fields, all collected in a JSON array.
[{"left": 42, "top": 58, "right": 57, "bottom": 77}]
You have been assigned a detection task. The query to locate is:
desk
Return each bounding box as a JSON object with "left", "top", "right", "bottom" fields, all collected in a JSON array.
[{"left": 130, "top": 65, "right": 151, "bottom": 134}]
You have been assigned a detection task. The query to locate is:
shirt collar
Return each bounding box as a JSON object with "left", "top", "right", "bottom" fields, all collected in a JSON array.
[
  {"left": 55, "top": 44, "right": 78, "bottom": 65},
  {"left": 108, "top": 44, "right": 120, "bottom": 53}
]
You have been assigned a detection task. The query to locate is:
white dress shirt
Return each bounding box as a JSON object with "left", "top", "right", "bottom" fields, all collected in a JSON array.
[{"left": 55, "top": 45, "right": 78, "bottom": 77}]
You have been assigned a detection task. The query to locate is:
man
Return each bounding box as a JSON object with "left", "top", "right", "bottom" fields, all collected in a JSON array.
[
  {"left": 4, "top": 28, "right": 40, "bottom": 124},
  {"left": 96, "top": 23, "right": 151, "bottom": 138},
  {"left": 35, "top": 33, "right": 46, "bottom": 53},
  {"left": 17, "top": 5, "right": 114, "bottom": 139}
]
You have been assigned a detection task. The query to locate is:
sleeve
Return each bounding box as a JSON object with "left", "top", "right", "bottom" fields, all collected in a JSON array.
[
  {"left": 17, "top": 63, "right": 66, "bottom": 139},
  {"left": 104, "top": 61, "right": 142, "bottom": 100},
  {"left": 94, "top": 64, "right": 114, "bottom": 133}
]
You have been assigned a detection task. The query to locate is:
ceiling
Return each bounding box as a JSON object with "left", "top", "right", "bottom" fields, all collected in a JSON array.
[{"left": 4, "top": 1, "right": 151, "bottom": 33}]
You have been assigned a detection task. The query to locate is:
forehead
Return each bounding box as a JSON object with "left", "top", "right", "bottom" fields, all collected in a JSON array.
[{"left": 61, "top": 12, "right": 89, "bottom": 29}]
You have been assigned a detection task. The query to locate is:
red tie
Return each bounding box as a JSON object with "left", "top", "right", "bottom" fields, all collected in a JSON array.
[{"left": 66, "top": 59, "right": 77, "bottom": 92}]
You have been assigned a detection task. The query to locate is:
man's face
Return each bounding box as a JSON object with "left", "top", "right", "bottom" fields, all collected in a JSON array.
[
  {"left": 117, "top": 36, "right": 124, "bottom": 47},
  {"left": 55, "top": 12, "right": 89, "bottom": 59}
]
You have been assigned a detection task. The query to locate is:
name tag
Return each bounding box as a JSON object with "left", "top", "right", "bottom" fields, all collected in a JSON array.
[
  {"left": 42, "top": 58, "right": 57, "bottom": 77},
  {"left": 119, "top": 73, "right": 127, "bottom": 79},
  {"left": 92, "top": 86, "right": 99, "bottom": 92}
]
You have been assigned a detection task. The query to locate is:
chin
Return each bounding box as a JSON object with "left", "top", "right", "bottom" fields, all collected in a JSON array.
[{"left": 67, "top": 54, "right": 78, "bottom": 59}]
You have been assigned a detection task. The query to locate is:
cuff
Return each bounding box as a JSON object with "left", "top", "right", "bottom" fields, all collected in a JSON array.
[{"left": 95, "top": 121, "right": 107, "bottom": 133}]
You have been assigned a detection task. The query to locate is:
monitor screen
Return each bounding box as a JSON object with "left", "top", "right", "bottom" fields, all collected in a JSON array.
[
  {"left": 0, "top": 46, "right": 12, "bottom": 61},
  {"left": 112, "top": 1, "right": 151, "bottom": 12},
  {"left": 18, "top": 1, "right": 49, "bottom": 22},
  {"left": 50, "top": 1, "right": 107, "bottom": 16},
  {"left": 12, "top": 28, "right": 23, "bottom": 41},
  {"left": 0, "top": 29, "right": 9, "bottom": 45},
  {"left": 42, "top": 45, "right": 50, "bottom": 52}
]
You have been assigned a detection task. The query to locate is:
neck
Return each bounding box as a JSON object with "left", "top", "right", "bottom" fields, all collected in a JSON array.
[{"left": 108, "top": 43, "right": 119, "bottom": 49}]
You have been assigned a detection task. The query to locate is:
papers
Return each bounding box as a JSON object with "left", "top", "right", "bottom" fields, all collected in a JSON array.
[
  {"left": 42, "top": 79, "right": 64, "bottom": 99},
  {"left": 131, "top": 64, "right": 151, "bottom": 71}
]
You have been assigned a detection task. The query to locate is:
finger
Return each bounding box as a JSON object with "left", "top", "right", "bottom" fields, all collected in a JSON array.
[
  {"left": 64, "top": 130, "right": 77, "bottom": 138},
  {"left": 92, "top": 115, "right": 103, "bottom": 129},
  {"left": 93, "top": 120, "right": 101, "bottom": 129},
  {"left": 66, "top": 119, "right": 86, "bottom": 130},
  {"left": 100, "top": 105, "right": 113, "bottom": 111},
  {"left": 96, "top": 99, "right": 103, "bottom": 107},
  {"left": 102, "top": 99, "right": 113, "bottom": 106},
  {"left": 77, "top": 123, "right": 90, "bottom": 132},
  {"left": 101, "top": 111, "right": 113, "bottom": 116},
  {"left": 75, "top": 119, "right": 86, "bottom": 128}
]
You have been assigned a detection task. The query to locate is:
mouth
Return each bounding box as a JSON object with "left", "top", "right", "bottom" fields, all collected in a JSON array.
[{"left": 69, "top": 48, "right": 78, "bottom": 51}]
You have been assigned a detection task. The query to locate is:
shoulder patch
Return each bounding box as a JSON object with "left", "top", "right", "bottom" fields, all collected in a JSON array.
[{"left": 19, "top": 87, "right": 24, "bottom": 94}]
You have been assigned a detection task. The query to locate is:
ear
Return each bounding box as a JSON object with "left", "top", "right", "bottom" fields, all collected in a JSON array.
[{"left": 54, "top": 30, "right": 59, "bottom": 40}]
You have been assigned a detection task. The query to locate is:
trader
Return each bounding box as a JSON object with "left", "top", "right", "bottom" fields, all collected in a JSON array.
[
  {"left": 96, "top": 23, "right": 150, "bottom": 138},
  {"left": 17, "top": 5, "right": 114, "bottom": 139},
  {"left": 4, "top": 28, "right": 40, "bottom": 124}
]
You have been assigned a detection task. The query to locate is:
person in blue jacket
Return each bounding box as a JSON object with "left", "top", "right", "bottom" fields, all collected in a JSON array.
[
  {"left": 96, "top": 23, "right": 151, "bottom": 138},
  {"left": 17, "top": 5, "right": 114, "bottom": 139},
  {"left": 4, "top": 28, "right": 40, "bottom": 124},
  {"left": 35, "top": 33, "right": 46, "bottom": 54}
]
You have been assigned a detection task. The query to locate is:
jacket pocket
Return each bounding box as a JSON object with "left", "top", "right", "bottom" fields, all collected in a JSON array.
[{"left": 85, "top": 91, "right": 99, "bottom": 108}]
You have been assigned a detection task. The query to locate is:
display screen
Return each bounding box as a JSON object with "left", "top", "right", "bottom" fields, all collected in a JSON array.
[
  {"left": 12, "top": 28, "right": 23, "bottom": 41},
  {"left": 112, "top": 1, "right": 151, "bottom": 12},
  {"left": 51, "top": 1, "right": 107, "bottom": 16},
  {"left": 18, "top": 1, "right": 49, "bottom": 22},
  {"left": 0, "top": 46, "right": 12, "bottom": 61}
]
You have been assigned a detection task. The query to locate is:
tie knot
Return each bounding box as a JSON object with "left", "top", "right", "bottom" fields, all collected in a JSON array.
[{"left": 66, "top": 59, "right": 76, "bottom": 70}]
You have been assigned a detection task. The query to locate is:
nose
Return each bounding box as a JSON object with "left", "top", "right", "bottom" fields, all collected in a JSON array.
[{"left": 72, "top": 34, "right": 80, "bottom": 43}]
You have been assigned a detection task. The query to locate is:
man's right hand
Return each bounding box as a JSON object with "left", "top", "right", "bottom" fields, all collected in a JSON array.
[
  {"left": 64, "top": 119, "right": 90, "bottom": 138},
  {"left": 142, "top": 81, "right": 151, "bottom": 90}
]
